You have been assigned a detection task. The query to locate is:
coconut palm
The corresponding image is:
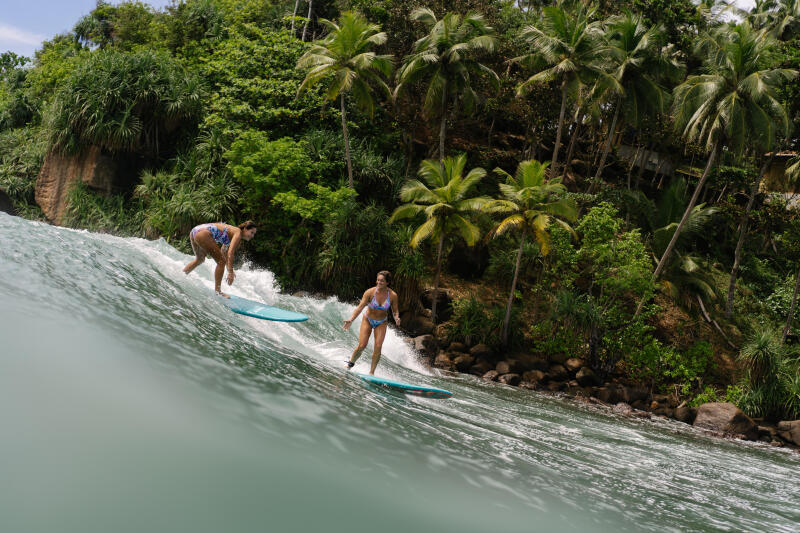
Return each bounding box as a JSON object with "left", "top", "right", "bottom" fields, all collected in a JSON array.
[
  {"left": 515, "top": 2, "right": 604, "bottom": 178},
  {"left": 649, "top": 23, "right": 795, "bottom": 300},
  {"left": 591, "top": 11, "right": 682, "bottom": 186},
  {"left": 389, "top": 154, "right": 489, "bottom": 323},
  {"left": 394, "top": 8, "right": 498, "bottom": 163},
  {"left": 296, "top": 11, "right": 393, "bottom": 188},
  {"left": 484, "top": 159, "right": 577, "bottom": 345}
]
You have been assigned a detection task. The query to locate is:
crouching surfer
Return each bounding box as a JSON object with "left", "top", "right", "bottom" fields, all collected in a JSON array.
[{"left": 183, "top": 221, "right": 257, "bottom": 297}]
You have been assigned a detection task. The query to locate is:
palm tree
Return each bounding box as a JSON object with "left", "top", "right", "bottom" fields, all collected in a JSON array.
[
  {"left": 648, "top": 23, "right": 795, "bottom": 305},
  {"left": 389, "top": 154, "right": 489, "bottom": 323},
  {"left": 395, "top": 8, "right": 498, "bottom": 163},
  {"left": 484, "top": 159, "right": 577, "bottom": 345},
  {"left": 515, "top": 2, "right": 604, "bottom": 178},
  {"left": 591, "top": 11, "right": 681, "bottom": 186},
  {"left": 296, "top": 11, "right": 393, "bottom": 188}
]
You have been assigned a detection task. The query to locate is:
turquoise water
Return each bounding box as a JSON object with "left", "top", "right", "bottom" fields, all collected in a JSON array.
[{"left": 1, "top": 212, "right": 798, "bottom": 533}]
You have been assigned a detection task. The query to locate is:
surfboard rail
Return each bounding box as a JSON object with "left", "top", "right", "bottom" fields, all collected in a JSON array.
[
  {"left": 223, "top": 295, "right": 308, "bottom": 322},
  {"left": 356, "top": 373, "right": 452, "bottom": 399}
]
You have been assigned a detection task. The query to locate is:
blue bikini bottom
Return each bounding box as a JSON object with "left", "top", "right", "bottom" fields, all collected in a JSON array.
[{"left": 365, "top": 313, "right": 388, "bottom": 328}]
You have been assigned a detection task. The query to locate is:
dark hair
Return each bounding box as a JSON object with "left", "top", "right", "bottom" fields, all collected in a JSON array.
[
  {"left": 377, "top": 270, "right": 391, "bottom": 285},
  {"left": 238, "top": 220, "right": 257, "bottom": 231}
]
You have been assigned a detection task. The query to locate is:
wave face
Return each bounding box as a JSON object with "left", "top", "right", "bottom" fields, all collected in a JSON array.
[{"left": 1, "top": 212, "right": 798, "bottom": 533}]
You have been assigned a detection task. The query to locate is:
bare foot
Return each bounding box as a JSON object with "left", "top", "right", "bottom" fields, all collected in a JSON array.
[{"left": 217, "top": 291, "right": 230, "bottom": 299}]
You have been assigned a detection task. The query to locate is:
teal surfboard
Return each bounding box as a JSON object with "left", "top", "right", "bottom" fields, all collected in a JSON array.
[
  {"left": 357, "top": 373, "right": 453, "bottom": 399},
  {"left": 223, "top": 295, "right": 308, "bottom": 322}
]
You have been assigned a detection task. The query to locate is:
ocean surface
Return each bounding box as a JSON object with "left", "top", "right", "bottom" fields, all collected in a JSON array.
[{"left": 1, "top": 212, "right": 798, "bottom": 533}]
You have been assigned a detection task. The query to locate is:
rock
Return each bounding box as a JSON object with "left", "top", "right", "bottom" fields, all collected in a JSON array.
[
  {"left": 549, "top": 352, "right": 570, "bottom": 365},
  {"left": 631, "top": 399, "right": 647, "bottom": 411},
  {"left": 413, "top": 335, "right": 439, "bottom": 357},
  {"left": 402, "top": 313, "right": 435, "bottom": 336},
  {"left": 498, "top": 373, "right": 521, "bottom": 386},
  {"left": 575, "top": 367, "right": 601, "bottom": 387},
  {"left": 777, "top": 420, "right": 800, "bottom": 446},
  {"left": 482, "top": 370, "right": 499, "bottom": 382},
  {"left": 0, "top": 189, "right": 17, "bottom": 216},
  {"left": 453, "top": 354, "right": 475, "bottom": 373},
  {"left": 673, "top": 406, "right": 696, "bottom": 424},
  {"left": 613, "top": 403, "right": 633, "bottom": 416},
  {"left": 292, "top": 291, "right": 311, "bottom": 298},
  {"left": 449, "top": 342, "right": 468, "bottom": 353},
  {"left": 420, "top": 289, "right": 453, "bottom": 322},
  {"left": 619, "top": 386, "right": 649, "bottom": 405},
  {"left": 594, "top": 387, "right": 614, "bottom": 404},
  {"left": 36, "top": 146, "right": 139, "bottom": 225},
  {"left": 546, "top": 381, "right": 565, "bottom": 392},
  {"left": 522, "top": 370, "right": 546, "bottom": 383},
  {"left": 649, "top": 401, "right": 660, "bottom": 411},
  {"left": 547, "top": 364, "right": 569, "bottom": 382},
  {"left": 434, "top": 324, "right": 449, "bottom": 340},
  {"left": 496, "top": 360, "right": 521, "bottom": 375},
  {"left": 522, "top": 355, "right": 549, "bottom": 371},
  {"left": 758, "top": 425, "right": 777, "bottom": 438},
  {"left": 693, "top": 402, "right": 759, "bottom": 441},
  {"left": 433, "top": 352, "right": 452, "bottom": 369},
  {"left": 519, "top": 381, "right": 538, "bottom": 390},
  {"left": 469, "top": 360, "right": 493, "bottom": 376},
  {"left": 469, "top": 343, "right": 494, "bottom": 361},
  {"left": 564, "top": 358, "right": 585, "bottom": 374}
]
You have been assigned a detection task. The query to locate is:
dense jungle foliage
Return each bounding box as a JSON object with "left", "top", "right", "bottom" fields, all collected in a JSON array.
[{"left": 2, "top": 0, "right": 800, "bottom": 420}]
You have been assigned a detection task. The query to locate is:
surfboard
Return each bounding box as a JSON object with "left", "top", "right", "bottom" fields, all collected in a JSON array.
[
  {"left": 356, "top": 373, "right": 453, "bottom": 399},
  {"left": 223, "top": 295, "right": 308, "bottom": 322}
]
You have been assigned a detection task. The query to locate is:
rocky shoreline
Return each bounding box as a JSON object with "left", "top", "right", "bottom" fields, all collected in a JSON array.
[{"left": 397, "top": 300, "right": 800, "bottom": 451}]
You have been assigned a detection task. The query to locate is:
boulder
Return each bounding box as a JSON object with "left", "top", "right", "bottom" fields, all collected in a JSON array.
[
  {"left": 594, "top": 387, "right": 615, "bottom": 404},
  {"left": 482, "top": 370, "right": 499, "bottom": 382},
  {"left": 433, "top": 352, "right": 452, "bottom": 369},
  {"left": 619, "top": 386, "right": 649, "bottom": 405},
  {"left": 693, "top": 402, "right": 759, "bottom": 440},
  {"left": 35, "top": 146, "right": 139, "bottom": 225},
  {"left": 519, "top": 354, "right": 549, "bottom": 372},
  {"left": 547, "top": 364, "right": 569, "bottom": 382},
  {"left": 498, "top": 373, "right": 521, "bottom": 386},
  {"left": 496, "top": 360, "right": 521, "bottom": 375},
  {"left": 469, "top": 343, "right": 494, "bottom": 361},
  {"left": 420, "top": 289, "right": 453, "bottom": 322},
  {"left": 549, "top": 352, "right": 570, "bottom": 365},
  {"left": 519, "top": 381, "right": 538, "bottom": 390},
  {"left": 564, "top": 358, "right": 585, "bottom": 374},
  {"left": 452, "top": 353, "right": 475, "bottom": 373},
  {"left": 449, "top": 342, "right": 468, "bottom": 353},
  {"left": 469, "top": 360, "right": 494, "bottom": 376},
  {"left": 0, "top": 189, "right": 17, "bottom": 216},
  {"left": 777, "top": 420, "right": 800, "bottom": 446},
  {"left": 522, "top": 370, "right": 546, "bottom": 383},
  {"left": 402, "top": 313, "right": 435, "bottom": 336},
  {"left": 575, "top": 367, "right": 601, "bottom": 387},
  {"left": 413, "top": 335, "right": 439, "bottom": 357},
  {"left": 546, "top": 381, "right": 566, "bottom": 392}
]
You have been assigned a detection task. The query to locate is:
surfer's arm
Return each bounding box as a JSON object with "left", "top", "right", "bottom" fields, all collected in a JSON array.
[
  {"left": 391, "top": 291, "right": 400, "bottom": 326},
  {"left": 225, "top": 229, "right": 242, "bottom": 284},
  {"left": 344, "top": 290, "right": 371, "bottom": 329}
]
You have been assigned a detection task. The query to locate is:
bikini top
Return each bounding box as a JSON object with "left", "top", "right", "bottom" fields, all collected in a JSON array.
[{"left": 368, "top": 288, "right": 391, "bottom": 311}]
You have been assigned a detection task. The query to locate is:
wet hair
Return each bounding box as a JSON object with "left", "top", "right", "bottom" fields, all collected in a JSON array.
[
  {"left": 377, "top": 270, "right": 391, "bottom": 285},
  {"left": 238, "top": 220, "right": 257, "bottom": 231}
]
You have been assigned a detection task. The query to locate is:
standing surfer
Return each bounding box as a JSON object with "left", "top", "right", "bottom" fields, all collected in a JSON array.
[
  {"left": 343, "top": 271, "right": 400, "bottom": 375},
  {"left": 183, "top": 221, "right": 257, "bottom": 297}
]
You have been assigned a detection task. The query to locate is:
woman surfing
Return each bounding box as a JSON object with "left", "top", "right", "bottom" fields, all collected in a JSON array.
[
  {"left": 343, "top": 271, "right": 400, "bottom": 375},
  {"left": 183, "top": 221, "right": 257, "bottom": 297}
]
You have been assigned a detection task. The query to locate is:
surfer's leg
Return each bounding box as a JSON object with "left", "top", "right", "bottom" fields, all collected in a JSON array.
[
  {"left": 183, "top": 234, "right": 207, "bottom": 274},
  {"left": 347, "top": 316, "right": 372, "bottom": 369},
  {"left": 192, "top": 231, "right": 227, "bottom": 295},
  {"left": 369, "top": 322, "right": 388, "bottom": 375}
]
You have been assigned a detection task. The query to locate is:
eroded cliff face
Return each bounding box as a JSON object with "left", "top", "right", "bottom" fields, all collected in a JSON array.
[{"left": 35, "top": 146, "right": 117, "bottom": 225}]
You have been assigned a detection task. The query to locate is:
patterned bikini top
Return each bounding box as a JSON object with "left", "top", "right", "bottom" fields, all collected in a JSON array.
[{"left": 368, "top": 288, "right": 391, "bottom": 311}]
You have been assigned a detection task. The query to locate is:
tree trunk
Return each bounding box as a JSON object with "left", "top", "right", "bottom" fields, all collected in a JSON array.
[
  {"left": 439, "top": 78, "right": 448, "bottom": 164},
  {"left": 301, "top": 0, "right": 312, "bottom": 41},
  {"left": 340, "top": 94, "right": 353, "bottom": 188},
  {"left": 782, "top": 264, "right": 800, "bottom": 345},
  {"left": 590, "top": 97, "right": 621, "bottom": 192},
  {"left": 725, "top": 156, "right": 773, "bottom": 317},
  {"left": 636, "top": 141, "right": 720, "bottom": 317},
  {"left": 431, "top": 232, "right": 445, "bottom": 323},
  {"left": 291, "top": 0, "right": 300, "bottom": 33},
  {"left": 627, "top": 142, "right": 641, "bottom": 190},
  {"left": 563, "top": 115, "right": 581, "bottom": 178},
  {"left": 502, "top": 231, "right": 526, "bottom": 346},
  {"left": 653, "top": 141, "right": 719, "bottom": 281},
  {"left": 551, "top": 81, "right": 568, "bottom": 177}
]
